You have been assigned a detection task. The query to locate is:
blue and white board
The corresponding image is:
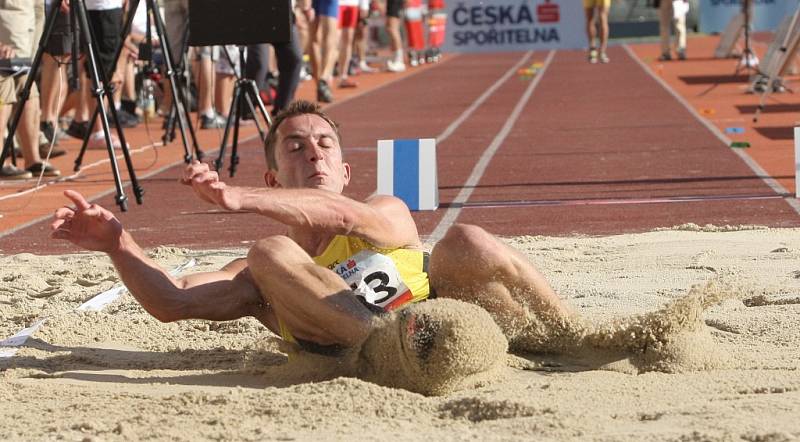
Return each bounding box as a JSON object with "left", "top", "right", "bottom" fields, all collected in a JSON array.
[{"left": 377, "top": 138, "right": 439, "bottom": 211}]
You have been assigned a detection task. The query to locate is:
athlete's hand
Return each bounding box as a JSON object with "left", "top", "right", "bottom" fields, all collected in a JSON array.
[
  {"left": 51, "top": 190, "right": 124, "bottom": 253},
  {"left": 180, "top": 161, "right": 242, "bottom": 211}
]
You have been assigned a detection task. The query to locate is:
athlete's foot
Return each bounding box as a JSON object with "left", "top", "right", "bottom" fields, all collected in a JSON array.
[{"left": 588, "top": 48, "right": 598, "bottom": 64}]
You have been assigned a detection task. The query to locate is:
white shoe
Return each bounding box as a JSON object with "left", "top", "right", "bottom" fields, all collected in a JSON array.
[
  {"left": 359, "top": 61, "right": 377, "bottom": 73},
  {"left": 87, "top": 131, "right": 126, "bottom": 150},
  {"left": 386, "top": 59, "right": 406, "bottom": 73}
]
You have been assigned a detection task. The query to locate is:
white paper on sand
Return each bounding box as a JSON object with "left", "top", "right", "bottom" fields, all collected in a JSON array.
[
  {"left": 0, "top": 258, "right": 197, "bottom": 358},
  {"left": 0, "top": 318, "right": 48, "bottom": 358}
]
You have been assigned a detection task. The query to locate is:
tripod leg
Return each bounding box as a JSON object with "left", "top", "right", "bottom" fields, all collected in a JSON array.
[
  {"left": 149, "top": 0, "right": 196, "bottom": 163},
  {"left": 162, "top": 101, "right": 177, "bottom": 143},
  {"left": 74, "top": 105, "right": 98, "bottom": 171},
  {"left": 246, "top": 80, "right": 273, "bottom": 129},
  {"left": 242, "top": 87, "right": 265, "bottom": 140},
  {"left": 74, "top": 0, "right": 138, "bottom": 210},
  {"left": 214, "top": 82, "right": 242, "bottom": 172},
  {"left": 230, "top": 86, "right": 244, "bottom": 177}
]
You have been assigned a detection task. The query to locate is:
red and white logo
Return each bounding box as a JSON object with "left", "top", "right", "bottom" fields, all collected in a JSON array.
[{"left": 537, "top": 0, "right": 559, "bottom": 23}]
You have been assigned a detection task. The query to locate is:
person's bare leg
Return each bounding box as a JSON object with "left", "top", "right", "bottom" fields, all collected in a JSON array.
[
  {"left": 247, "top": 235, "right": 375, "bottom": 347},
  {"left": 429, "top": 224, "right": 573, "bottom": 347},
  {"left": 584, "top": 7, "right": 596, "bottom": 52},
  {"left": 598, "top": 6, "right": 609, "bottom": 57},
  {"left": 198, "top": 53, "right": 215, "bottom": 116},
  {"left": 1, "top": 104, "right": 11, "bottom": 165},
  {"left": 659, "top": 0, "right": 672, "bottom": 58},
  {"left": 387, "top": 16, "right": 403, "bottom": 63},
  {"left": 338, "top": 27, "right": 356, "bottom": 84},
  {"left": 214, "top": 72, "right": 234, "bottom": 118},
  {"left": 18, "top": 96, "right": 44, "bottom": 166},
  {"left": 319, "top": 16, "right": 339, "bottom": 83},
  {"left": 40, "top": 55, "right": 67, "bottom": 127}
]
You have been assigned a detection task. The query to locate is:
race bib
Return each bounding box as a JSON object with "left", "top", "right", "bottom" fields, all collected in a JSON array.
[{"left": 331, "top": 250, "right": 412, "bottom": 309}]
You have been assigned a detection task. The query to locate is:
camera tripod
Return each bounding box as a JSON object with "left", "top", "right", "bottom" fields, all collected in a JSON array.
[
  {"left": 73, "top": 0, "right": 203, "bottom": 176},
  {"left": 736, "top": 0, "right": 758, "bottom": 73},
  {"left": 0, "top": 0, "right": 141, "bottom": 211},
  {"left": 214, "top": 46, "right": 272, "bottom": 177},
  {"left": 160, "top": 24, "right": 201, "bottom": 153}
]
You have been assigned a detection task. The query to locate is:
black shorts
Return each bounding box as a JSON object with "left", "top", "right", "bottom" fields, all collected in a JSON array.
[
  {"left": 386, "top": 0, "right": 403, "bottom": 18},
  {"left": 84, "top": 8, "right": 122, "bottom": 80},
  {"left": 44, "top": 8, "right": 77, "bottom": 57}
]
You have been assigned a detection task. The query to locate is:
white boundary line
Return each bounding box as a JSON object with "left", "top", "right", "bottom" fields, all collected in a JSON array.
[
  {"left": 0, "top": 133, "right": 262, "bottom": 240},
  {"left": 622, "top": 44, "right": 800, "bottom": 215},
  {"left": 434, "top": 51, "right": 535, "bottom": 145},
  {"left": 368, "top": 51, "right": 536, "bottom": 200},
  {"left": 0, "top": 258, "right": 196, "bottom": 358},
  {"left": 426, "top": 50, "right": 557, "bottom": 244}
]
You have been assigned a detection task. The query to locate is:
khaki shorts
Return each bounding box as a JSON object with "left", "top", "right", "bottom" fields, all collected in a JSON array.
[
  {"left": 584, "top": 0, "right": 611, "bottom": 8},
  {"left": 0, "top": 73, "right": 38, "bottom": 105},
  {"left": 0, "top": 0, "right": 44, "bottom": 58}
]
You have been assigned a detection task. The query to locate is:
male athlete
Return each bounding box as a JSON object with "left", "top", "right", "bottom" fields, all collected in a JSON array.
[{"left": 51, "top": 100, "right": 570, "bottom": 354}]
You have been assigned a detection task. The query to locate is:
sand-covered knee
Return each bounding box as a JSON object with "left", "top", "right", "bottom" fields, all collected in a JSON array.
[{"left": 358, "top": 299, "right": 508, "bottom": 396}]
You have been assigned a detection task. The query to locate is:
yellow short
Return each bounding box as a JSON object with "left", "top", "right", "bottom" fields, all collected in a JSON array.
[{"left": 584, "top": 0, "right": 611, "bottom": 8}]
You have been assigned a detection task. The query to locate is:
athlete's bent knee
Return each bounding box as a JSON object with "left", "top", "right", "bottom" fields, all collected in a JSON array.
[{"left": 247, "top": 235, "right": 300, "bottom": 267}]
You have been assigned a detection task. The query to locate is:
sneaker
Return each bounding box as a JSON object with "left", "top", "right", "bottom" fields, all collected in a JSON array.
[
  {"left": 386, "top": 59, "right": 406, "bottom": 72},
  {"left": 408, "top": 51, "right": 419, "bottom": 67},
  {"left": 66, "top": 120, "right": 89, "bottom": 140},
  {"left": 0, "top": 164, "right": 32, "bottom": 180},
  {"left": 359, "top": 60, "right": 377, "bottom": 73},
  {"left": 658, "top": 52, "right": 672, "bottom": 61},
  {"left": 40, "top": 121, "right": 60, "bottom": 145},
  {"left": 86, "top": 131, "right": 126, "bottom": 150},
  {"left": 338, "top": 78, "right": 358, "bottom": 88},
  {"left": 26, "top": 162, "right": 61, "bottom": 177},
  {"left": 677, "top": 50, "right": 686, "bottom": 61},
  {"left": 347, "top": 58, "right": 359, "bottom": 77},
  {"left": 299, "top": 64, "right": 312, "bottom": 81},
  {"left": 200, "top": 112, "right": 226, "bottom": 129},
  {"left": 111, "top": 109, "right": 140, "bottom": 128},
  {"left": 599, "top": 52, "right": 610, "bottom": 64},
  {"left": 588, "top": 48, "right": 598, "bottom": 64},
  {"left": 317, "top": 79, "right": 334, "bottom": 103}
]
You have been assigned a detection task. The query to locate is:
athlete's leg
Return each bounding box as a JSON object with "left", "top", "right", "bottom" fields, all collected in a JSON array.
[
  {"left": 429, "top": 224, "right": 572, "bottom": 344},
  {"left": 247, "top": 235, "right": 375, "bottom": 347},
  {"left": 584, "top": 7, "right": 596, "bottom": 50},
  {"left": 597, "top": 5, "right": 609, "bottom": 56}
]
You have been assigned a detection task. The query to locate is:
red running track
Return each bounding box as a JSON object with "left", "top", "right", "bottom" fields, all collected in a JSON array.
[{"left": 2, "top": 47, "right": 799, "bottom": 254}]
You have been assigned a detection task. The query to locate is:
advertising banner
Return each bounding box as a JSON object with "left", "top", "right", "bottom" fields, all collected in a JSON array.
[
  {"left": 442, "top": 0, "right": 588, "bottom": 53},
  {"left": 699, "top": 0, "right": 800, "bottom": 34}
]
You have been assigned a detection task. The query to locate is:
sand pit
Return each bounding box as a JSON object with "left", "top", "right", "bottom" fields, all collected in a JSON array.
[{"left": 2, "top": 226, "right": 800, "bottom": 440}]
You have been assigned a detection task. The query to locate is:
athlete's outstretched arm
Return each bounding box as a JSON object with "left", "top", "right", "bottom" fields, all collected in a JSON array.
[
  {"left": 51, "top": 190, "right": 266, "bottom": 324},
  {"left": 182, "top": 162, "right": 421, "bottom": 249}
]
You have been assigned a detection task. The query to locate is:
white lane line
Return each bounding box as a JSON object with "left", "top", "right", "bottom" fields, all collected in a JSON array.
[
  {"left": 0, "top": 132, "right": 262, "bottom": 240},
  {"left": 435, "top": 51, "right": 535, "bottom": 145},
  {"left": 427, "top": 50, "right": 556, "bottom": 244},
  {"left": 367, "top": 51, "right": 536, "bottom": 200},
  {"left": 622, "top": 44, "right": 800, "bottom": 215},
  {"left": 0, "top": 258, "right": 197, "bottom": 358}
]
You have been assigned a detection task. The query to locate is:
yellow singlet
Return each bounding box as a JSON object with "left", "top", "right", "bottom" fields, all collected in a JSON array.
[
  {"left": 313, "top": 235, "right": 430, "bottom": 308},
  {"left": 279, "top": 235, "right": 431, "bottom": 348}
]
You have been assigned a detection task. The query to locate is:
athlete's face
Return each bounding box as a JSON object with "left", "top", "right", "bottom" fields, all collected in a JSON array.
[{"left": 266, "top": 114, "right": 351, "bottom": 192}]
